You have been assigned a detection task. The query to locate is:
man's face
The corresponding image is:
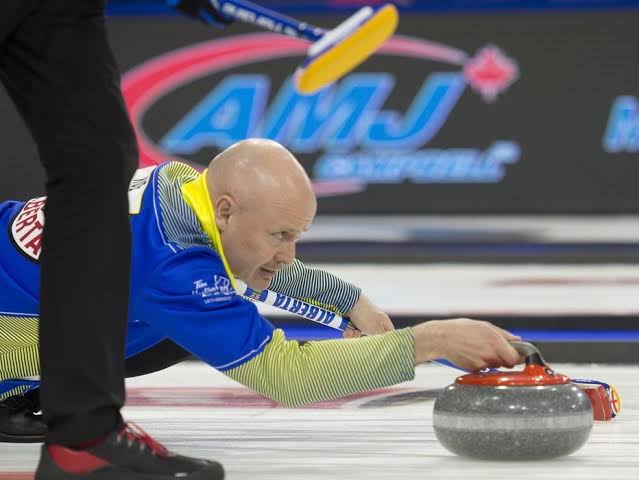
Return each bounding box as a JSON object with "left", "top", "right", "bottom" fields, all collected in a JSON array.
[{"left": 219, "top": 196, "right": 316, "bottom": 291}]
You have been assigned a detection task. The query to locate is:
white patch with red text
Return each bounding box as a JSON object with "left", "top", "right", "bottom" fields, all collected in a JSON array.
[
  {"left": 9, "top": 167, "right": 155, "bottom": 262},
  {"left": 11, "top": 197, "right": 46, "bottom": 261}
]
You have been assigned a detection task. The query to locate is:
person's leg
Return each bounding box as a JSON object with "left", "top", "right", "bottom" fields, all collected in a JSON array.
[
  {"left": 0, "top": 0, "right": 136, "bottom": 445},
  {"left": 1, "top": 2, "right": 223, "bottom": 476},
  {"left": 125, "top": 340, "right": 192, "bottom": 378},
  {"left": 0, "top": 0, "right": 38, "bottom": 44},
  {"left": 0, "top": 314, "right": 44, "bottom": 443},
  {"left": 1, "top": 338, "right": 191, "bottom": 443}
]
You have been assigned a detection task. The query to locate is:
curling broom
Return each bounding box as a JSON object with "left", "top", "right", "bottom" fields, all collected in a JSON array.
[{"left": 205, "top": 0, "right": 399, "bottom": 94}]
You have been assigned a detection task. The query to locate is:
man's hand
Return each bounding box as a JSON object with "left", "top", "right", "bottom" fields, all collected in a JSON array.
[
  {"left": 168, "top": 0, "right": 234, "bottom": 26},
  {"left": 344, "top": 294, "right": 394, "bottom": 338},
  {"left": 412, "top": 319, "right": 523, "bottom": 370}
]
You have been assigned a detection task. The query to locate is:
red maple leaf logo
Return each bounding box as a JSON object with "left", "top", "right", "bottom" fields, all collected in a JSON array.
[{"left": 464, "top": 45, "right": 519, "bottom": 103}]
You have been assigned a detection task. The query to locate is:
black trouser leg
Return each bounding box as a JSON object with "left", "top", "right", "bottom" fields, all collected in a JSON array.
[
  {"left": 0, "top": 0, "right": 137, "bottom": 445},
  {"left": 125, "top": 340, "right": 192, "bottom": 378}
]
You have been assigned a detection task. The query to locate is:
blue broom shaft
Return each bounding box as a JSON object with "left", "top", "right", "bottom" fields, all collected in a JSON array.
[
  {"left": 237, "top": 281, "right": 350, "bottom": 331},
  {"left": 213, "top": 0, "right": 324, "bottom": 40}
]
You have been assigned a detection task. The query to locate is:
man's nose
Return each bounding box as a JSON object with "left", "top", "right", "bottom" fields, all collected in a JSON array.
[{"left": 275, "top": 241, "right": 296, "bottom": 265}]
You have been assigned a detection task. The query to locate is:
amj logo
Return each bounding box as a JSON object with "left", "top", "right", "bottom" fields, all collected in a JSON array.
[
  {"left": 603, "top": 96, "right": 639, "bottom": 153},
  {"left": 122, "top": 34, "right": 520, "bottom": 193}
]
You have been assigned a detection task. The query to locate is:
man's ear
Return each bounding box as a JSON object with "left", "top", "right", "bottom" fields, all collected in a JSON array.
[{"left": 214, "top": 195, "right": 235, "bottom": 232}]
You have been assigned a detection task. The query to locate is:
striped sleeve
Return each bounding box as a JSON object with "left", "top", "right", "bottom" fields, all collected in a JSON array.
[
  {"left": 0, "top": 315, "right": 40, "bottom": 401},
  {"left": 268, "top": 259, "right": 361, "bottom": 315},
  {"left": 225, "top": 328, "right": 415, "bottom": 407}
]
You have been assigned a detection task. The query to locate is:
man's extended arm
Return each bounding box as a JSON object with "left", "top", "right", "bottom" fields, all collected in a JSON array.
[{"left": 139, "top": 251, "right": 521, "bottom": 408}]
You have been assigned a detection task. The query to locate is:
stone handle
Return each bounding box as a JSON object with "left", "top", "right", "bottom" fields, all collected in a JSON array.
[{"left": 509, "top": 341, "right": 547, "bottom": 367}]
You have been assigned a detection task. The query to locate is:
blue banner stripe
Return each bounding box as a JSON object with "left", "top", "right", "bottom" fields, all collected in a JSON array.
[{"left": 107, "top": 0, "right": 639, "bottom": 16}]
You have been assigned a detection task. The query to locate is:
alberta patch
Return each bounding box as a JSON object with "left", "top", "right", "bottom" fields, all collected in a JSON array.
[
  {"left": 10, "top": 197, "right": 46, "bottom": 261},
  {"left": 192, "top": 275, "right": 234, "bottom": 304}
]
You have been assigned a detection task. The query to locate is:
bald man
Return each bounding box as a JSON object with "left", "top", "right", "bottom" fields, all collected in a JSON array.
[{"left": 0, "top": 139, "right": 521, "bottom": 445}]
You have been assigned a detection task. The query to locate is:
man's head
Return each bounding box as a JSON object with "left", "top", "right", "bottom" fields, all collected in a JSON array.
[{"left": 206, "top": 139, "right": 317, "bottom": 290}]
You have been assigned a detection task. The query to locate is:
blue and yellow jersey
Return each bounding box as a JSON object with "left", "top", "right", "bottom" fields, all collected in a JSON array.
[{"left": 0, "top": 162, "right": 415, "bottom": 405}]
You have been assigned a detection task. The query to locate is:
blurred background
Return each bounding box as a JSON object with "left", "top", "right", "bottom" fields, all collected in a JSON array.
[{"left": 1, "top": 0, "right": 637, "bottom": 363}]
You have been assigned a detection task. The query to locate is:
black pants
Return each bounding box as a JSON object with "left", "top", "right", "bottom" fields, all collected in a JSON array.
[
  {"left": 125, "top": 340, "right": 192, "bottom": 379},
  {"left": 0, "top": 0, "right": 137, "bottom": 444},
  {"left": 20, "top": 340, "right": 191, "bottom": 412}
]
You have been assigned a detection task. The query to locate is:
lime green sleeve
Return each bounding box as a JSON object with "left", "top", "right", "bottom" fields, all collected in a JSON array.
[
  {"left": 0, "top": 315, "right": 40, "bottom": 401},
  {"left": 225, "top": 328, "right": 415, "bottom": 407}
]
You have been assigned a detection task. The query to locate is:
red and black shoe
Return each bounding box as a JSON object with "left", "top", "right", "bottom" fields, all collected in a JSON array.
[{"left": 35, "top": 422, "right": 224, "bottom": 479}]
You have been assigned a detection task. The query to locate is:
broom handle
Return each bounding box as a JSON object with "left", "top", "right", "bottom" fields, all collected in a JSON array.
[
  {"left": 237, "top": 279, "right": 350, "bottom": 331},
  {"left": 210, "top": 0, "right": 325, "bottom": 40}
]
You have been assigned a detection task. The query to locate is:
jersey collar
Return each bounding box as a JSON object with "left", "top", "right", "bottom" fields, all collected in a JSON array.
[{"left": 181, "top": 170, "right": 237, "bottom": 289}]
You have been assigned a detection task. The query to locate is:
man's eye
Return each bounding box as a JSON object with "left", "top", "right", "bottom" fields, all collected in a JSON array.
[{"left": 273, "top": 232, "right": 285, "bottom": 240}]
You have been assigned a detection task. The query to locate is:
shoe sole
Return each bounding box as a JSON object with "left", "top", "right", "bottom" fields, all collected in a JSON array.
[
  {"left": 35, "top": 466, "right": 224, "bottom": 480},
  {"left": 36, "top": 449, "right": 225, "bottom": 480},
  {"left": 0, "top": 431, "right": 45, "bottom": 443},
  {"left": 36, "top": 465, "right": 224, "bottom": 480}
]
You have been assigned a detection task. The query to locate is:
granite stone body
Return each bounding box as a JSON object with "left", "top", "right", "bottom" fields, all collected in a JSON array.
[{"left": 433, "top": 383, "right": 593, "bottom": 460}]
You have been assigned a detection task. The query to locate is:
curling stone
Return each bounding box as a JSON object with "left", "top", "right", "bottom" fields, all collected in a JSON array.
[{"left": 433, "top": 342, "right": 593, "bottom": 460}]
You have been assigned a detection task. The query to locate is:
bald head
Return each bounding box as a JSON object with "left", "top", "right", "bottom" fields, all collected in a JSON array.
[
  {"left": 206, "top": 138, "right": 315, "bottom": 212},
  {"left": 205, "top": 139, "right": 317, "bottom": 290}
]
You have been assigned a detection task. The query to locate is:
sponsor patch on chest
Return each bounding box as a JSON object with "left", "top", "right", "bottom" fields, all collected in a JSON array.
[
  {"left": 192, "top": 275, "right": 235, "bottom": 304},
  {"left": 10, "top": 197, "right": 46, "bottom": 261}
]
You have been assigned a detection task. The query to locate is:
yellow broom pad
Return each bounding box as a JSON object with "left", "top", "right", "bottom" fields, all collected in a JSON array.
[{"left": 295, "top": 4, "right": 399, "bottom": 94}]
